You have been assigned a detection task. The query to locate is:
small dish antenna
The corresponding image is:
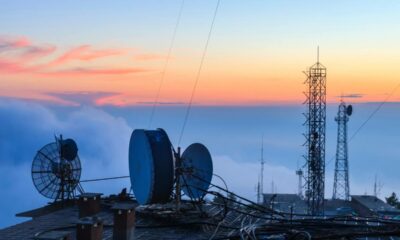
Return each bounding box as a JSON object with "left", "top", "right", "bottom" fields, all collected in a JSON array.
[
  {"left": 180, "top": 143, "right": 213, "bottom": 199},
  {"left": 346, "top": 105, "right": 353, "bottom": 116}
]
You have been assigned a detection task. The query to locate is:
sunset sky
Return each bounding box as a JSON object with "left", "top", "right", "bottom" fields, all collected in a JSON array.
[
  {"left": 2, "top": 0, "right": 400, "bottom": 228},
  {"left": 1, "top": 0, "right": 400, "bottom": 106}
]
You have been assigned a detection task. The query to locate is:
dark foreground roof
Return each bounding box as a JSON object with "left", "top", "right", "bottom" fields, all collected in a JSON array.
[
  {"left": 3, "top": 194, "right": 400, "bottom": 240},
  {"left": 352, "top": 195, "right": 400, "bottom": 213},
  {"left": 0, "top": 197, "right": 264, "bottom": 240}
]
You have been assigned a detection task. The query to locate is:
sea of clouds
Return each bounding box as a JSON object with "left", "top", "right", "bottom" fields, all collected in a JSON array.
[{"left": 1, "top": 99, "right": 400, "bottom": 228}]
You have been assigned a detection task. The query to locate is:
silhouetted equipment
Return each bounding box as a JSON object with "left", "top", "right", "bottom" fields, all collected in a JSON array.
[
  {"left": 333, "top": 101, "right": 352, "bottom": 201},
  {"left": 181, "top": 143, "right": 213, "bottom": 199},
  {"left": 303, "top": 47, "right": 327, "bottom": 215},
  {"left": 60, "top": 139, "right": 78, "bottom": 161},
  {"left": 129, "top": 129, "right": 174, "bottom": 205},
  {"left": 296, "top": 169, "right": 304, "bottom": 198},
  {"left": 258, "top": 136, "right": 265, "bottom": 204},
  {"left": 346, "top": 105, "right": 353, "bottom": 116},
  {"left": 32, "top": 135, "right": 83, "bottom": 201},
  {"left": 129, "top": 128, "right": 214, "bottom": 205}
]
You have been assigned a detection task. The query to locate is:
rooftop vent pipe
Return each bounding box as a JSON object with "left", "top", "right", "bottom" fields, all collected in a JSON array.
[
  {"left": 76, "top": 217, "right": 103, "bottom": 240},
  {"left": 112, "top": 203, "right": 136, "bottom": 240},
  {"left": 78, "top": 193, "right": 102, "bottom": 218}
]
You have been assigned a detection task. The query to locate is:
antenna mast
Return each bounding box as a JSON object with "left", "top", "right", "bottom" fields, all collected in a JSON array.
[
  {"left": 260, "top": 136, "right": 265, "bottom": 204},
  {"left": 332, "top": 100, "right": 352, "bottom": 201},
  {"left": 296, "top": 168, "right": 303, "bottom": 198},
  {"left": 303, "top": 47, "right": 327, "bottom": 215}
]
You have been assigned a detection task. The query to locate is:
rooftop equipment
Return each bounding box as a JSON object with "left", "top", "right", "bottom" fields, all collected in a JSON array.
[
  {"left": 31, "top": 135, "right": 83, "bottom": 201},
  {"left": 129, "top": 128, "right": 213, "bottom": 205}
]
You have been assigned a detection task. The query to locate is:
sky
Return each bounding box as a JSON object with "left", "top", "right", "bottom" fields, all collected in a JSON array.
[
  {"left": 1, "top": 0, "right": 400, "bottom": 105},
  {"left": 1, "top": 0, "right": 400, "bottom": 229}
]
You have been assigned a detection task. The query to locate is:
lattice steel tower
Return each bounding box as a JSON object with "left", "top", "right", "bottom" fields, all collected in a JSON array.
[
  {"left": 332, "top": 101, "right": 352, "bottom": 201},
  {"left": 303, "top": 49, "right": 327, "bottom": 215}
]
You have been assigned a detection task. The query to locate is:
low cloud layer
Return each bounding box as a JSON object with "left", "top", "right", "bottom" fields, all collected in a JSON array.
[
  {"left": 0, "top": 100, "right": 132, "bottom": 228},
  {"left": 1, "top": 100, "right": 399, "bottom": 228}
]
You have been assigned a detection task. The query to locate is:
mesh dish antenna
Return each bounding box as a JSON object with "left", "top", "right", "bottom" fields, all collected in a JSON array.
[
  {"left": 181, "top": 143, "right": 213, "bottom": 199},
  {"left": 129, "top": 129, "right": 174, "bottom": 205},
  {"left": 31, "top": 136, "right": 82, "bottom": 200}
]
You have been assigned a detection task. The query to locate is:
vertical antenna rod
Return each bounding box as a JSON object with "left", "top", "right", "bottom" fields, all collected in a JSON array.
[
  {"left": 303, "top": 48, "right": 327, "bottom": 215},
  {"left": 296, "top": 168, "right": 303, "bottom": 198},
  {"left": 260, "top": 135, "right": 265, "bottom": 204}
]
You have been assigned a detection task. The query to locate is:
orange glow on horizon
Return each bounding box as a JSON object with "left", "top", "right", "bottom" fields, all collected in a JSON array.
[{"left": 1, "top": 35, "right": 400, "bottom": 107}]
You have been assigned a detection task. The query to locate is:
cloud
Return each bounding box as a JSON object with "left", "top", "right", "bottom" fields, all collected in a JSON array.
[
  {"left": 212, "top": 155, "right": 297, "bottom": 200},
  {"left": 0, "top": 36, "right": 31, "bottom": 51},
  {"left": 19, "top": 45, "right": 56, "bottom": 60},
  {"left": 0, "top": 99, "right": 132, "bottom": 228},
  {"left": 50, "top": 45, "right": 123, "bottom": 66},
  {"left": 136, "top": 101, "right": 185, "bottom": 105},
  {"left": 45, "top": 91, "right": 119, "bottom": 106},
  {"left": 134, "top": 53, "right": 168, "bottom": 61},
  {"left": 0, "top": 36, "right": 151, "bottom": 77},
  {"left": 337, "top": 93, "right": 365, "bottom": 99},
  {"left": 48, "top": 67, "right": 148, "bottom": 76}
]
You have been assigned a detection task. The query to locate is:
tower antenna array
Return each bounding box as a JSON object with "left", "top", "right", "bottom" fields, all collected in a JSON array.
[
  {"left": 303, "top": 48, "right": 327, "bottom": 215},
  {"left": 332, "top": 100, "right": 352, "bottom": 201}
]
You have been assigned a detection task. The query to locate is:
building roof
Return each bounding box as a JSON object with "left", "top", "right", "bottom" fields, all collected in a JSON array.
[
  {"left": 2, "top": 194, "right": 400, "bottom": 239},
  {"left": 351, "top": 195, "right": 400, "bottom": 214},
  {"left": 0, "top": 196, "right": 265, "bottom": 240},
  {"left": 263, "top": 193, "right": 307, "bottom": 214}
]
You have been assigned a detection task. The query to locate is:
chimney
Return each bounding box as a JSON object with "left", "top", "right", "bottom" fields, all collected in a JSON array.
[
  {"left": 78, "top": 193, "right": 102, "bottom": 218},
  {"left": 35, "top": 231, "right": 72, "bottom": 240},
  {"left": 112, "top": 203, "right": 136, "bottom": 240},
  {"left": 76, "top": 217, "right": 103, "bottom": 240}
]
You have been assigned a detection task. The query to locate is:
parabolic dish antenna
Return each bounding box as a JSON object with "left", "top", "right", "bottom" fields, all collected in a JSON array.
[
  {"left": 31, "top": 138, "right": 81, "bottom": 200},
  {"left": 129, "top": 129, "right": 174, "bottom": 205},
  {"left": 346, "top": 105, "right": 353, "bottom": 116},
  {"left": 181, "top": 143, "right": 213, "bottom": 199}
]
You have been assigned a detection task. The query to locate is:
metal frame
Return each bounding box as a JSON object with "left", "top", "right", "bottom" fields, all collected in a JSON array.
[
  {"left": 332, "top": 101, "right": 351, "bottom": 201},
  {"left": 303, "top": 52, "right": 327, "bottom": 215}
]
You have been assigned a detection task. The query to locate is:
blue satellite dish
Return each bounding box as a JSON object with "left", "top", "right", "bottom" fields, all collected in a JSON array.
[
  {"left": 181, "top": 143, "right": 213, "bottom": 199},
  {"left": 129, "top": 129, "right": 174, "bottom": 205}
]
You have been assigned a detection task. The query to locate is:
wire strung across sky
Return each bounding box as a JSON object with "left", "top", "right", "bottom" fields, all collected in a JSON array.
[
  {"left": 148, "top": 0, "right": 186, "bottom": 129},
  {"left": 178, "top": 0, "right": 221, "bottom": 146}
]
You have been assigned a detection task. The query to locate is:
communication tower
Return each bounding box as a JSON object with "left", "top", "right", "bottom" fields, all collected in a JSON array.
[
  {"left": 303, "top": 48, "right": 327, "bottom": 215},
  {"left": 332, "top": 101, "right": 352, "bottom": 201}
]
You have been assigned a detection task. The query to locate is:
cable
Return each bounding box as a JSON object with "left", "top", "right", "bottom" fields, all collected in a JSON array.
[
  {"left": 177, "top": 0, "right": 221, "bottom": 145},
  {"left": 148, "top": 0, "right": 186, "bottom": 128},
  {"left": 80, "top": 176, "right": 129, "bottom": 183}
]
